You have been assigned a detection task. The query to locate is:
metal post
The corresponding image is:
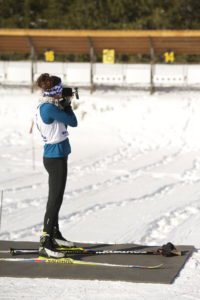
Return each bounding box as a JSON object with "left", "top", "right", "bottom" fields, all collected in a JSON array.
[{"left": 149, "top": 37, "right": 155, "bottom": 94}]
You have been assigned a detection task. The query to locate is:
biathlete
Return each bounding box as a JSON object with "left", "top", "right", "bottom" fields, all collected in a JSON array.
[{"left": 35, "top": 73, "right": 78, "bottom": 258}]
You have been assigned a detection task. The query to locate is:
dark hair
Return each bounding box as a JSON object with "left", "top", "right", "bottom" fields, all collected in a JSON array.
[{"left": 36, "top": 73, "right": 61, "bottom": 91}]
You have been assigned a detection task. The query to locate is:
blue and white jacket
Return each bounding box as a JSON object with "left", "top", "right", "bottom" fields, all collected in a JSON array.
[{"left": 36, "top": 103, "right": 78, "bottom": 158}]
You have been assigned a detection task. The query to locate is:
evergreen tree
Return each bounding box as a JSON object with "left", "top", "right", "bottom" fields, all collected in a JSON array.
[
  {"left": 167, "top": 0, "right": 200, "bottom": 29},
  {"left": 0, "top": 1, "right": 23, "bottom": 27},
  {"left": 0, "top": 0, "right": 199, "bottom": 29}
]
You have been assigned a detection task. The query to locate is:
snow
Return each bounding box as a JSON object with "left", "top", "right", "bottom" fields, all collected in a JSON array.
[{"left": 0, "top": 86, "right": 200, "bottom": 299}]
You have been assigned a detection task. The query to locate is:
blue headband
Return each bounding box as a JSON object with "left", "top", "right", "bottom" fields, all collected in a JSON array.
[{"left": 43, "top": 82, "right": 63, "bottom": 97}]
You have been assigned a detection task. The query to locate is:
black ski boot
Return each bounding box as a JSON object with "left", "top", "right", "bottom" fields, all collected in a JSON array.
[
  {"left": 52, "top": 227, "right": 75, "bottom": 248},
  {"left": 39, "top": 233, "right": 65, "bottom": 258}
]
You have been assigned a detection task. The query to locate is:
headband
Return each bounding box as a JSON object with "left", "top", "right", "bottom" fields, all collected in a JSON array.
[{"left": 43, "top": 81, "right": 63, "bottom": 97}]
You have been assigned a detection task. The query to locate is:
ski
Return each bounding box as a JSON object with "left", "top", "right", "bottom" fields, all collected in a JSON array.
[
  {"left": 0, "top": 256, "right": 163, "bottom": 269},
  {"left": 6, "top": 242, "right": 182, "bottom": 257}
]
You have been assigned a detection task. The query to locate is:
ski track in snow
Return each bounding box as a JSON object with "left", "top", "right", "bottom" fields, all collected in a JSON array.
[
  {"left": 2, "top": 147, "right": 182, "bottom": 215},
  {"left": 1, "top": 181, "right": 177, "bottom": 240},
  {"left": 1, "top": 178, "right": 193, "bottom": 242},
  {"left": 1, "top": 142, "right": 138, "bottom": 192},
  {"left": 2, "top": 146, "right": 200, "bottom": 241},
  {"left": 140, "top": 204, "right": 200, "bottom": 245}
]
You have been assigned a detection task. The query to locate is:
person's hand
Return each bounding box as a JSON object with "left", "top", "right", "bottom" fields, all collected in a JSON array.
[
  {"left": 64, "top": 103, "right": 73, "bottom": 113},
  {"left": 59, "top": 97, "right": 72, "bottom": 111}
]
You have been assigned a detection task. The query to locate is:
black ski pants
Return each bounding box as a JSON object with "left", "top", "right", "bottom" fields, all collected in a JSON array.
[{"left": 43, "top": 156, "right": 68, "bottom": 236}]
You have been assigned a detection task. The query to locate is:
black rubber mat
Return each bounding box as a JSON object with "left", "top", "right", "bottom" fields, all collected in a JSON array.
[{"left": 0, "top": 240, "right": 194, "bottom": 284}]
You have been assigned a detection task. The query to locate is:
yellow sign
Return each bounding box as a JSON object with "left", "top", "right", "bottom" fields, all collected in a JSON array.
[
  {"left": 103, "top": 49, "right": 115, "bottom": 64},
  {"left": 164, "top": 51, "right": 175, "bottom": 63},
  {"left": 44, "top": 50, "right": 55, "bottom": 62}
]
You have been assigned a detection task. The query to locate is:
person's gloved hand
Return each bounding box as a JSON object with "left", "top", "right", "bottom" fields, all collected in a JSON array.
[
  {"left": 64, "top": 103, "right": 73, "bottom": 113},
  {"left": 60, "top": 98, "right": 72, "bottom": 112}
]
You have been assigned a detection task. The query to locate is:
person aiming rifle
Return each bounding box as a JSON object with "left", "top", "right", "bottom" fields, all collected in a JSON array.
[{"left": 35, "top": 73, "right": 78, "bottom": 258}]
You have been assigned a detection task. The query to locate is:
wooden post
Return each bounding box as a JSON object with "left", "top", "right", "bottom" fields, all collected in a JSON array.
[
  {"left": 149, "top": 37, "right": 155, "bottom": 94},
  {"left": 88, "top": 37, "right": 95, "bottom": 94}
]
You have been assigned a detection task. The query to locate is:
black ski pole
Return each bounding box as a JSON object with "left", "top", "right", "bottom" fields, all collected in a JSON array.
[{"left": 9, "top": 243, "right": 182, "bottom": 257}]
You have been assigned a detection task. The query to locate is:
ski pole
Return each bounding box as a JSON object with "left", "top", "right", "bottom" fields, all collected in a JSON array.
[{"left": 8, "top": 244, "right": 182, "bottom": 257}]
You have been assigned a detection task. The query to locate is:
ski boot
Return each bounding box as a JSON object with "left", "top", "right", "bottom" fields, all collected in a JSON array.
[
  {"left": 52, "top": 227, "right": 75, "bottom": 248},
  {"left": 39, "top": 232, "right": 65, "bottom": 258}
]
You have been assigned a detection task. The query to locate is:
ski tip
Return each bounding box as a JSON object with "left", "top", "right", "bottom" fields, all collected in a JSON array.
[
  {"left": 148, "top": 263, "right": 164, "bottom": 269},
  {"left": 133, "top": 263, "right": 164, "bottom": 269}
]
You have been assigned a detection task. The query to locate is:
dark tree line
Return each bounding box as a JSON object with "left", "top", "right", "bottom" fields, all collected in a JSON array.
[{"left": 0, "top": 0, "right": 199, "bottom": 29}]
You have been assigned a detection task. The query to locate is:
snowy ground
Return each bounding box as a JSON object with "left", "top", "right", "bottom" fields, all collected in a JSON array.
[{"left": 0, "top": 87, "right": 200, "bottom": 299}]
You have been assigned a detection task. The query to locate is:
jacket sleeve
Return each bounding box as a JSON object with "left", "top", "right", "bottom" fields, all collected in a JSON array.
[{"left": 40, "top": 103, "right": 78, "bottom": 127}]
